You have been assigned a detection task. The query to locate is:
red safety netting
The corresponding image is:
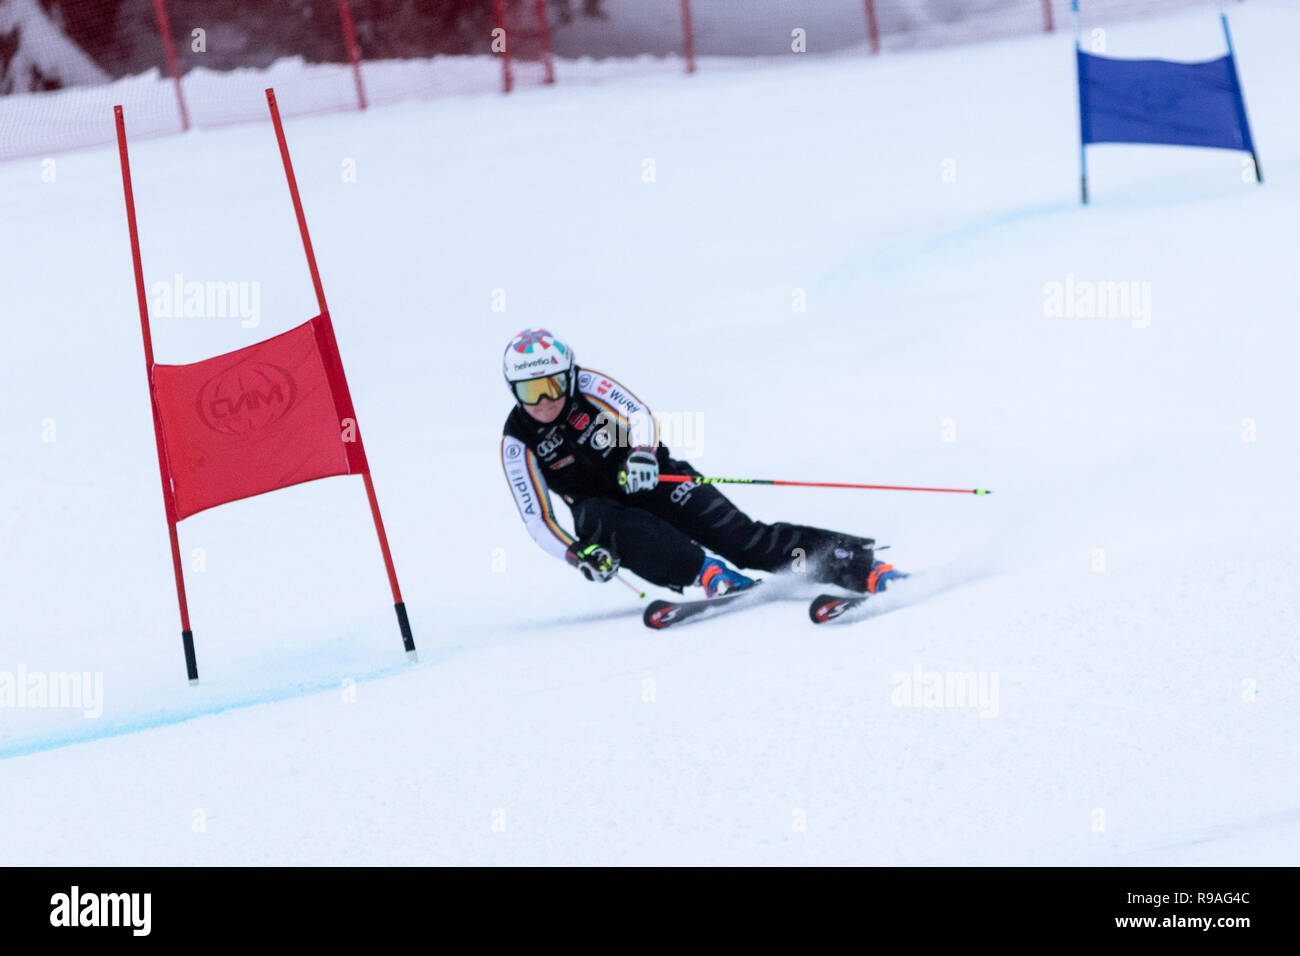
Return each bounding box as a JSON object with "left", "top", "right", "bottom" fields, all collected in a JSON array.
[
  {"left": 2, "top": 0, "right": 181, "bottom": 159},
  {"left": 492, "top": 0, "right": 554, "bottom": 93},
  {"left": 867, "top": 0, "right": 1229, "bottom": 52},
  {"left": 1, "top": 0, "right": 1249, "bottom": 163},
  {"left": 669, "top": 1, "right": 1233, "bottom": 58}
]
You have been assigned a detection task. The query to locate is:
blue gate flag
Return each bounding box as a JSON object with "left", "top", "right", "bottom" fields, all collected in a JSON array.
[{"left": 1077, "top": 50, "right": 1255, "bottom": 153}]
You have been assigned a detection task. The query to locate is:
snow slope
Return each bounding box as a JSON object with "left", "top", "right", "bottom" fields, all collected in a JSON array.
[{"left": 2, "top": 2, "right": 1298, "bottom": 865}]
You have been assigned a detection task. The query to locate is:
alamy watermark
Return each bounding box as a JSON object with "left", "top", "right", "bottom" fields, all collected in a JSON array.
[
  {"left": 0, "top": 665, "right": 103, "bottom": 718},
  {"left": 1043, "top": 274, "right": 1151, "bottom": 328},
  {"left": 50, "top": 886, "right": 150, "bottom": 936},
  {"left": 151, "top": 273, "right": 261, "bottom": 328},
  {"left": 891, "top": 664, "right": 999, "bottom": 718},
  {"left": 582, "top": 410, "right": 706, "bottom": 457}
]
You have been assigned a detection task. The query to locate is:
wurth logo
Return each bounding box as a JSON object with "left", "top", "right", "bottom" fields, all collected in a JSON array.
[
  {"left": 606, "top": 386, "right": 640, "bottom": 414},
  {"left": 195, "top": 362, "right": 297, "bottom": 435}
]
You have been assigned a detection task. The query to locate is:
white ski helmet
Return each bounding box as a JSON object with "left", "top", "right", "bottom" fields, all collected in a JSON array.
[{"left": 502, "top": 328, "right": 576, "bottom": 405}]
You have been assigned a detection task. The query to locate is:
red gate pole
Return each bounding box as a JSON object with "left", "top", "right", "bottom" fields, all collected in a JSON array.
[
  {"left": 114, "top": 105, "right": 199, "bottom": 684},
  {"left": 1042, "top": 0, "right": 1055, "bottom": 33},
  {"left": 533, "top": 0, "right": 555, "bottom": 84},
  {"left": 337, "top": 0, "right": 368, "bottom": 110},
  {"left": 492, "top": 0, "right": 513, "bottom": 93},
  {"left": 864, "top": 0, "right": 881, "bottom": 55},
  {"left": 150, "top": 0, "right": 190, "bottom": 131},
  {"left": 264, "top": 89, "right": 416, "bottom": 660},
  {"left": 680, "top": 0, "right": 696, "bottom": 74}
]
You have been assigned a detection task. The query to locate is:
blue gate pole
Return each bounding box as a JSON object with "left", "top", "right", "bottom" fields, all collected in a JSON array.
[
  {"left": 1221, "top": 12, "right": 1263, "bottom": 185},
  {"left": 1073, "top": 1, "right": 1089, "bottom": 204}
]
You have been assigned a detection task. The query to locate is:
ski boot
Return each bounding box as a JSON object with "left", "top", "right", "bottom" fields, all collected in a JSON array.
[
  {"left": 866, "top": 560, "right": 907, "bottom": 594},
  {"left": 697, "top": 557, "right": 757, "bottom": 598}
]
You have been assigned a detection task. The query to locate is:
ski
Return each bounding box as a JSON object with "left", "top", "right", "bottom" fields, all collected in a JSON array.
[
  {"left": 809, "top": 564, "right": 917, "bottom": 624},
  {"left": 808, "top": 593, "right": 869, "bottom": 624},
  {"left": 643, "top": 583, "right": 766, "bottom": 630}
]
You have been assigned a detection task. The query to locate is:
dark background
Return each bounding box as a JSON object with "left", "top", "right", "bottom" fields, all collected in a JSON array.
[{"left": 4, "top": 0, "right": 610, "bottom": 91}]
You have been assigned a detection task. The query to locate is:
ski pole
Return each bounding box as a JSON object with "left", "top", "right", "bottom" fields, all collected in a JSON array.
[
  {"left": 656, "top": 475, "right": 993, "bottom": 496},
  {"left": 615, "top": 574, "right": 647, "bottom": 599}
]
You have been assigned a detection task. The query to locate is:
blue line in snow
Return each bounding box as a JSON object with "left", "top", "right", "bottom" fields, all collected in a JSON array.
[{"left": 0, "top": 660, "right": 416, "bottom": 762}]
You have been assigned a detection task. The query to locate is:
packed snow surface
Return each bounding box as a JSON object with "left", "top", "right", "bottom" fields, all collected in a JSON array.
[{"left": 2, "top": 3, "right": 1297, "bottom": 864}]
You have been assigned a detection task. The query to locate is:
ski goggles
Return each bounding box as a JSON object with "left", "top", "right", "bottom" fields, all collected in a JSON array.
[{"left": 512, "top": 371, "right": 569, "bottom": 405}]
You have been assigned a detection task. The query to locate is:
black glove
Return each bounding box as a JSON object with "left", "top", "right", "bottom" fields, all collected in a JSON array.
[
  {"left": 565, "top": 541, "right": 620, "bottom": 583},
  {"left": 618, "top": 447, "right": 660, "bottom": 495}
]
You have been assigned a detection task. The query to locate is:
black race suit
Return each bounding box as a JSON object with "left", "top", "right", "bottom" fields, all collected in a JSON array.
[{"left": 501, "top": 366, "right": 875, "bottom": 591}]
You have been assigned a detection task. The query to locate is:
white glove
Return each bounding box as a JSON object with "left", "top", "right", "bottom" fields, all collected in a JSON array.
[{"left": 619, "top": 447, "right": 659, "bottom": 495}]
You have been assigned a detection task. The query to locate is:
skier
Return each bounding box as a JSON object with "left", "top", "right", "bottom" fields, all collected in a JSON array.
[{"left": 499, "top": 329, "right": 903, "bottom": 598}]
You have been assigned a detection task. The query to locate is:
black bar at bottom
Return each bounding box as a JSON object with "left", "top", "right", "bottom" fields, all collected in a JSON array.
[{"left": 5, "top": 866, "right": 1282, "bottom": 941}]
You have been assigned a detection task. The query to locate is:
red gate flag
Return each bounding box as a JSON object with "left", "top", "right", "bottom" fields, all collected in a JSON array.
[
  {"left": 115, "top": 91, "right": 416, "bottom": 685},
  {"left": 152, "top": 316, "right": 367, "bottom": 521}
]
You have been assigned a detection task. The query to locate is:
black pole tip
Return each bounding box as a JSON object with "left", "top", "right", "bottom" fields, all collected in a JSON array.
[
  {"left": 181, "top": 628, "right": 199, "bottom": 683},
  {"left": 394, "top": 602, "right": 416, "bottom": 655}
]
